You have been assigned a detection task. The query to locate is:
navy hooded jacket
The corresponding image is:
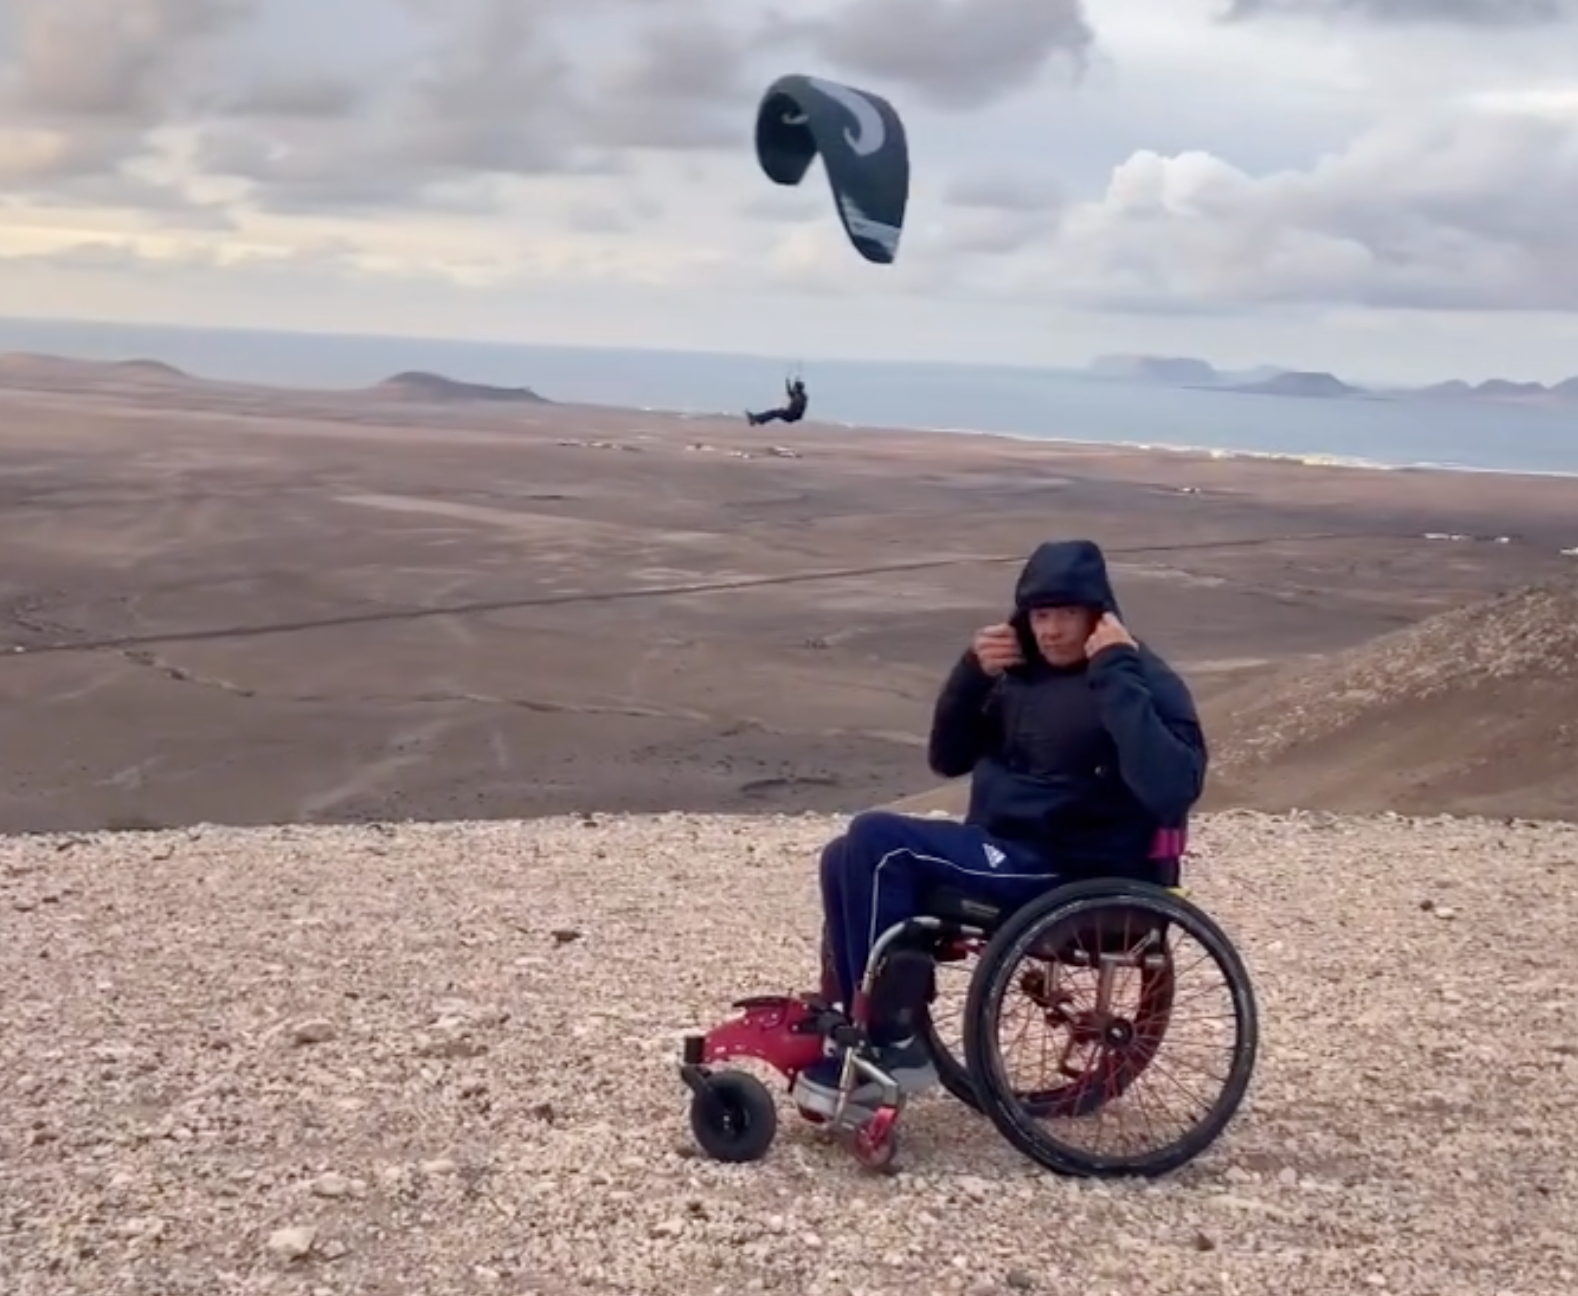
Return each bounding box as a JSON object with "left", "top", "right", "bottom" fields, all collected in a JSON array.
[{"left": 926, "top": 539, "right": 1206, "bottom": 875}]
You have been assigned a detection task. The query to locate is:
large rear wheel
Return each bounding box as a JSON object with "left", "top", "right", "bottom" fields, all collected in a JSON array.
[{"left": 963, "top": 880, "right": 1258, "bottom": 1178}]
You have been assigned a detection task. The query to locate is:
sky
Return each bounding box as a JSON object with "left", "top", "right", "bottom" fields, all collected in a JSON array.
[{"left": 5, "top": 0, "right": 1578, "bottom": 383}]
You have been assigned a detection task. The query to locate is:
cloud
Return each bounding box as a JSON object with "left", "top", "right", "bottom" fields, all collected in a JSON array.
[
  {"left": 0, "top": 0, "right": 1106, "bottom": 233},
  {"left": 0, "top": 0, "right": 256, "bottom": 191},
  {"left": 1024, "top": 94, "right": 1578, "bottom": 312},
  {"left": 1222, "top": 0, "right": 1576, "bottom": 25},
  {"left": 787, "top": 0, "right": 1095, "bottom": 110},
  {"left": 583, "top": 17, "right": 755, "bottom": 151},
  {"left": 0, "top": 0, "right": 777, "bottom": 219},
  {"left": 944, "top": 171, "right": 1064, "bottom": 212}
]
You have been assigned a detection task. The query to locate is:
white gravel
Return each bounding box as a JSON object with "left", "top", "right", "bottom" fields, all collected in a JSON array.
[{"left": 3, "top": 810, "right": 1577, "bottom": 1296}]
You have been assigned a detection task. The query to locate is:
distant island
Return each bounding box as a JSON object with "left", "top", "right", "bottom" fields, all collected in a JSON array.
[
  {"left": 1220, "top": 370, "right": 1364, "bottom": 400},
  {"left": 1084, "top": 354, "right": 1578, "bottom": 405},
  {"left": 1086, "top": 354, "right": 1287, "bottom": 388}
]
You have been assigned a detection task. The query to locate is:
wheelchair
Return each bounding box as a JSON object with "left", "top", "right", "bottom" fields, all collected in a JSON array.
[{"left": 677, "top": 826, "right": 1259, "bottom": 1177}]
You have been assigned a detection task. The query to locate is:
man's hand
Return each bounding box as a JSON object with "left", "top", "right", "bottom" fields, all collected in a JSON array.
[
  {"left": 1085, "top": 612, "right": 1136, "bottom": 660},
  {"left": 972, "top": 623, "right": 1024, "bottom": 677}
]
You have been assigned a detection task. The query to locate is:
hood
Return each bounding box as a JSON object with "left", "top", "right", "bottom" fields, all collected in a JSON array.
[
  {"left": 1008, "top": 540, "right": 1120, "bottom": 667},
  {"left": 1012, "top": 539, "right": 1120, "bottom": 616}
]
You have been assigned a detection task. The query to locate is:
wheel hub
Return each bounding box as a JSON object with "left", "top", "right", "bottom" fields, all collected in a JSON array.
[{"left": 1103, "top": 1017, "right": 1136, "bottom": 1049}]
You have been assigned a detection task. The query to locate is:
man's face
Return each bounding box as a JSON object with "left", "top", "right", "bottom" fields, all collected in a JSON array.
[{"left": 1028, "top": 605, "right": 1098, "bottom": 665}]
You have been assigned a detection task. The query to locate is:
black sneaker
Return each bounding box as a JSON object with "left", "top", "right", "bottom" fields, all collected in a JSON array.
[
  {"left": 791, "top": 1056, "right": 882, "bottom": 1121},
  {"left": 873, "top": 1035, "right": 939, "bottom": 1095}
]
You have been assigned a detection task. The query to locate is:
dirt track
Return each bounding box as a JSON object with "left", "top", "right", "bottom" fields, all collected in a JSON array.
[{"left": 2, "top": 367, "right": 1575, "bottom": 832}]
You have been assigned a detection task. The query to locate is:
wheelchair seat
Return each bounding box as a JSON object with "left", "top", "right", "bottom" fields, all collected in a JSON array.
[{"left": 915, "top": 824, "right": 1189, "bottom": 954}]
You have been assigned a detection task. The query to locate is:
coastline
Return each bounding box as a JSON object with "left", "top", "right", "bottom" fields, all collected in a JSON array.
[
  {"left": 4, "top": 330, "right": 1578, "bottom": 480},
  {"left": 552, "top": 399, "right": 1578, "bottom": 482}
]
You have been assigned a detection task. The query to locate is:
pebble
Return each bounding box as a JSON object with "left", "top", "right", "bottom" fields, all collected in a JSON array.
[
  {"left": 310, "top": 1172, "right": 359, "bottom": 1198},
  {"left": 267, "top": 1226, "right": 317, "bottom": 1261},
  {"left": 289, "top": 1019, "right": 336, "bottom": 1046}
]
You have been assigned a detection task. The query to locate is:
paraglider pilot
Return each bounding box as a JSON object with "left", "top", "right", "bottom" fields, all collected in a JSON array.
[{"left": 746, "top": 376, "right": 808, "bottom": 426}]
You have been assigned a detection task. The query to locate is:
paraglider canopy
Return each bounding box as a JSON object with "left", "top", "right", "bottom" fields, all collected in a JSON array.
[{"left": 754, "top": 73, "right": 909, "bottom": 265}]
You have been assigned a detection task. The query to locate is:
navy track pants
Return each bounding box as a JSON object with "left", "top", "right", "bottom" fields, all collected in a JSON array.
[{"left": 818, "top": 810, "right": 1058, "bottom": 1034}]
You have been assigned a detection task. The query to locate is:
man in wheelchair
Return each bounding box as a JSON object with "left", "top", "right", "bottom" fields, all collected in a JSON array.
[{"left": 791, "top": 537, "right": 1208, "bottom": 1120}]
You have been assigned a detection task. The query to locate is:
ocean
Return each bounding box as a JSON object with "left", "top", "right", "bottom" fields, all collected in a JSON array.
[{"left": 2, "top": 315, "right": 1575, "bottom": 478}]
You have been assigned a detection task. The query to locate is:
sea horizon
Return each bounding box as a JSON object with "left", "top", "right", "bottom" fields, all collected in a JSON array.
[{"left": 2, "top": 314, "right": 1576, "bottom": 479}]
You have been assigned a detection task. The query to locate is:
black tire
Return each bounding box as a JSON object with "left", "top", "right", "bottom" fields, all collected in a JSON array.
[
  {"left": 963, "top": 879, "right": 1258, "bottom": 1179},
  {"left": 689, "top": 1072, "right": 779, "bottom": 1163}
]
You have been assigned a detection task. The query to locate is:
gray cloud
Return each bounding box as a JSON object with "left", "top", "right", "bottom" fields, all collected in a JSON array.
[
  {"left": 0, "top": 0, "right": 772, "bottom": 217},
  {"left": 944, "top": 172, "right": 1065, "bottom": 212},
  {"left": 218, "top": 74, "right": 366, "bottom": 120},
  {"left": 1, "top": 0, "right": 254, "bottom": 120},
  {"left": 581, "top": 18, "right": 754, "bottom": 152},
  {"left": 736, "top": 193, "right": 824, "bottom": 223},
  {"left": 0, "top": 0, "right": 258, "bottom": 188},
  {"left": 191, "top": 1, "right": 763, "bottom": 213},
  {"left": 788, "top": 0, "right": 1094, "bottom": 110},
  {"left": 1222, "top": 0, "right": 1575, "bottom": 24},
  {"left": 564, "top": 193, "right": 665, "bottom": 233}
]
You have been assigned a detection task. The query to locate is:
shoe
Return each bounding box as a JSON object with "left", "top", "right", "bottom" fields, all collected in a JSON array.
[
  {"left": 790, "top": 1056, "right": 882, "bottom": 1121},
  {"left": 873, "top": 1035, "right": 939, "bottom": 1096}
]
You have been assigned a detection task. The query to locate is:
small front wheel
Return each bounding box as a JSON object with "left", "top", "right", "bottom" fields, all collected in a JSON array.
[
  {"left": 853, "top": 1108, "right": 901, "bottom": 1173},
  {"left": 689, "top": 1071, "right": 778, "bottom": 1163}
]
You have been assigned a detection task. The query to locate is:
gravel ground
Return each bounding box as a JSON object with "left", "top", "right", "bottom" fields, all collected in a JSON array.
[{"left": 3, "top": 810, "right": 1576, "bottom": 1296}]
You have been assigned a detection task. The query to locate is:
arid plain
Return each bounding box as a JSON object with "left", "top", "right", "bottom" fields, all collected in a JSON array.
[{"left": 2, "top": 357, "right": 1576, "bottom": 834}]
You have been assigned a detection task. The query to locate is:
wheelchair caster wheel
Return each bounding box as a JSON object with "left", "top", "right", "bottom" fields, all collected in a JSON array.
[
  {"left": 853, "top": 1107, "right": 900, "bottom": 1172},
  {"left": 688, "top": 1071, "right": 778, "bottom": 1163}
]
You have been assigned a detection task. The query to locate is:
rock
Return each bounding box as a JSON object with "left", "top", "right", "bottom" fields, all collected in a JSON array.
[
  {"left": 1193, "top": 1231, "right": 1217, "bottom": 1252},
  {"left": 289, "top": 1019, "right": 336, "bottom": 1046},
  {"left": 957, "top": 1175, "right": 992, "bottom": 1202},
  {"left": 309, "top": 1172, "right": 354, "bottom": 1198},
  {"left": 415, "top": 1035, "right": 488, "bottom": 1059},
  {"left": 267, "top": 1226, "right": 317, "bottom": 1261},
  {"left": 551, "top": 928, "right": 583, "bottom": 945},
  {"left": 1005, "top": 1270, "right": 1037, "bottom": 1291}
]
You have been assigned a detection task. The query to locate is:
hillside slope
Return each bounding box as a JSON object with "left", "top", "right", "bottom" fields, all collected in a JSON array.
[
  {"left": 1201, "top": 575, "right": 1578, "bottom": 818},
  {"left": 369, "top": 371, "right": 548, "bottom": 403},
  {"left": 889, "top": 576, "right": 1578, "bottom": 822}
]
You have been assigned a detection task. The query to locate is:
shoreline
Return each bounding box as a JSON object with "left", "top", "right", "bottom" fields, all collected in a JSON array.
[
  {"left": 4, "top": 343, "right": 1578, "bottom": 483},
  {"left": 561, "top": 398, "right": 1578, "bottom": 483}
]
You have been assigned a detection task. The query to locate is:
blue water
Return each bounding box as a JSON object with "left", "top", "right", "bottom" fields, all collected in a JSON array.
[{"left": 2, "top": 315, "right": 1575, "bottom": 477}]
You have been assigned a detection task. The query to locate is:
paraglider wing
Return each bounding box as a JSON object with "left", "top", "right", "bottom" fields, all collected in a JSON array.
[{"left": 754, "top": 73, "right": 909, "bottom": 265}]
